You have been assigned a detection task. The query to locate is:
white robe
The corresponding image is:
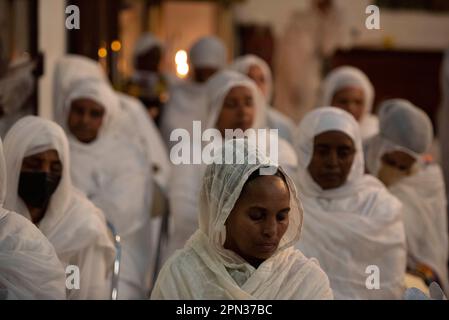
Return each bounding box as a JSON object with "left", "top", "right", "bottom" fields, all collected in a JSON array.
[
  {"left": 0, "top": 136, "right": 66, "bottom": 300},
  {"left": 3, "top": 116, "right": 116, "bottom": 299},
  {"left": 54, "top": 79, "right": 155, "bottom": 299},
  {"left": 294, "top": 107, "right": 407, "bottom": 299},
  {"left": 151, "top": 139, "right": 332, "bottom": 299}
]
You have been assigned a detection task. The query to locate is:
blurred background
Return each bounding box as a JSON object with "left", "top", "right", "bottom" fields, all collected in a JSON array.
[{"left": 1, "top": 0, "right": 448, "bottom": 128}]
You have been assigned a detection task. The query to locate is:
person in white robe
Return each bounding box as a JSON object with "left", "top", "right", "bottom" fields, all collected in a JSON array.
[
  {"left": 319, "top": 66, "right": 379, "bottom": 141},
  {"left": 0, "top": 137, "right": 66, "bottom": 300},
  {"left": 3, "top": 116, "right": 115, "bottom": 299},
  {"left": 151, "top": 138, "right": 333, "bottom": 299},
  {"left": 54, "top": 78, "right": 155, "bottom": 299},
  {"left": 294, "top": 107, "right": 407, "bottom": 299},
  {"left": 364, "top": 99, "right": 448, "bottom": 294},
  {"left": 166, "top": 70, "right": 298, "bottom": 259},
  {"left": 160, "top": 36, "right": 228, "bottom": 148},
  {"left": 230, "top": 54, "right": 295, "bottom": 144},
  {"left": 54, "top": 55, "right": 171, "bottom": 281},
  {"left": 274, "top": 0, "right": 347, "bottom": 124}
]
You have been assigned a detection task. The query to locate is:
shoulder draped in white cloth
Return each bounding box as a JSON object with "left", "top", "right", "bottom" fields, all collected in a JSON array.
[
  {"left": 320, "top": 66, "right": 379, "bottom": 141},
  {"left": 0, "top": 137, "right": 66, "bottom": 300},
  {"left": 294, "top": 107, "right": 406, "bottom": 299},
  {"left": 3, "top": 116, "right": 115, "bottom": 299},
  {"left": 365, "top": 99, "right": 449, "bottom": 295},
  {"left": 151, "top": 138, "right": 333, "bottom": 299}
]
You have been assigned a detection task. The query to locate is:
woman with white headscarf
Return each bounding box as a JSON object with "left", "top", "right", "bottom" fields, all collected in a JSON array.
[
  {"left": 230, "top": 54, "right": 295, "bottom": 144},
  {"left": 365, "top": 99, "right": 448, "bottom": 294},
  {"left": 0, "top": 137, "right": 66, "bottom": 300},
  {"left": 320, "top": 66, "right": 379, "bottom": 141},
  {"left": 160, "top": 36, "right": 228, "bottom": 148},
  {"left": 55, "top": 78, "right": 155, "bottom": 299},
  {"left": 151, "top": 138, "right": 333, "bottom": 299},
  {"left": 54, "top": 55, "right": 171, "bottom": 282},
  {"left": 3, "top": 116, "right": 115, "bottom": 299},
  {"left": 295, "top": 107, "right": 406, "bottom": 299},
  {"left": 165, "top": 70, "right": 298, "bottom": 259}
]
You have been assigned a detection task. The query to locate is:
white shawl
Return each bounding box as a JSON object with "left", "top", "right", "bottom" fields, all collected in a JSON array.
[
  {"left": 152, "top": 139, "right": 333, "bottom": 299},
  {"left": 294, "top": 107, "right": 407, "bottom": 299},
  {"left": 3, "top": 116, "right": 115, "bottom": 299}
]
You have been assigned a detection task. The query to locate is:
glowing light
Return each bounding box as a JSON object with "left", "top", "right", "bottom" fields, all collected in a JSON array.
[
  {"left": 111, "top": 40, "right": 121, "bottom": 52},
  {"left": 175, "top": 50, "right": 189, "bottom": 78},
  {"left": 98, "top": 48, "right": 108, "bottom": 58}
]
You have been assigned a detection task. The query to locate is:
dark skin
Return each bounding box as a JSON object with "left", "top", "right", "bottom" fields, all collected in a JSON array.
[
  {"left": 224, "top": 175, "right": 290, "bottom": 268},
  {"left": 67, "top": 98, "right": 105, "bottom": 143},
  {"left": 381, "top": 151, "right": 416, "bottom": 174},
  {"left": 308, "top": 130, "right": 356, "bottom": 190},
  {"left": 20, "top": 150, "right": 62, "bottom": 224},
  {"left": 215, "top": 86, "right": 255, "bottom": 137},
  {"left": 331, "top": 87, "right": 365, "bottom": 122},
  {"left": 135, "top": 46, "right": 162, "bottom": 73},
  {"left": 193, "top": 66, "right": 218, "bottom": 83}
]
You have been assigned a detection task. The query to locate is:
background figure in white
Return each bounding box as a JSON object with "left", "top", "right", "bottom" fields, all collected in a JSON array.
[
  {"left": 54, "top": 55, "right": 171, "bottom": 285},
  {"left": 3, "top": 116, "right": 116, "bottom": 299},
  {"left": 230, "top": 54, "right": 295, "bottom": 144},
  {"left": 165, "top": 71, "right": 298, "bottom": 261},
  {"left": 294, "top": 107, "right": 406, "bottom": 299},
  {"left": 319, "top": 66, "right": 379, "bottom": 141},
  {"left": 160, "top": 36, "right": 228, "bottom": 148},
  {"left": 274, "top": 0, "right": 346, "bottom": 124},
  {"left": 55, "top": 79, "right": 154, "bottom": 299},
  {"left": 126, "top": 33, "right": 178, "bottom": 124},
  {"left": 0, "top": 138, "right": 66, "bottom": 300},
  {"left": 365, "top": 99, "right": 448, "bottom": 294}
]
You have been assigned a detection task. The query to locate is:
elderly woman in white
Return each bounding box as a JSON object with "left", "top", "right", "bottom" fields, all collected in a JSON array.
[
  {"left": 0, "top": 136, "right": 66, "bottom": 300},
  {"left": 294, "top": 107, "right": 407, "bottom": 299},
  {"left": 365, "top": 99, "right": 448, "bottom": 295},
  {"left": 151, "top": 139, "right": 333, "bottom": 299},
  {"left": 319, "top": 66, "right": 379, "bottom": 141},
  {"left": 3, "top": 116, "right": 115, "bottom": 299}
]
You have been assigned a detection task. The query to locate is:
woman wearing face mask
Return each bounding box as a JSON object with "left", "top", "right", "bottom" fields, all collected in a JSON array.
[
  {"left": 165, "top": 71, "right": 298, "bottom": 261},
  {"left": 151, "top": 139, "right": 333, "bottom": 299},
  {"left": 0, "top": 136, "right": 66, "bottom": 300},
  {"left": 3, "top": 116, "right": 115, "bottom": 299},
  {"left": 365, "top": 99, "right": 449, "bottom": 295},
  {"left": 320, "top": 66, "right": 379, "bottom": 141},
  {"left": 230, "top": 55, "right": 296, "bottom": 144},
  {"left": 294, "top": 107, "right": 406, "bottom": 299}
]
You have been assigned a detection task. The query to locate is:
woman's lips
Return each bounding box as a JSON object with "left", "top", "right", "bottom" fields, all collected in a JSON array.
[{"left": 256, "top": 243, "right": 278, "bottom": 252}]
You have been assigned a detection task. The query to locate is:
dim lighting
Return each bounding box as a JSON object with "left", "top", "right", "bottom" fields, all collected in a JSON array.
[
  {"left": 175, "top": 50, "right": 189, "bottom": 78},
  {"left": 111, "top": 40, "right": 121, "bottom": 52},
  {"left": 98, "top": 47, "right": 108, "bottom": 58}
]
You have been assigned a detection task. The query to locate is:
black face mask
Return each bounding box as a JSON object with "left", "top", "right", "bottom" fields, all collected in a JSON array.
[{"left": 18, "top": 171, "right": 61, "bottom": 209}]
